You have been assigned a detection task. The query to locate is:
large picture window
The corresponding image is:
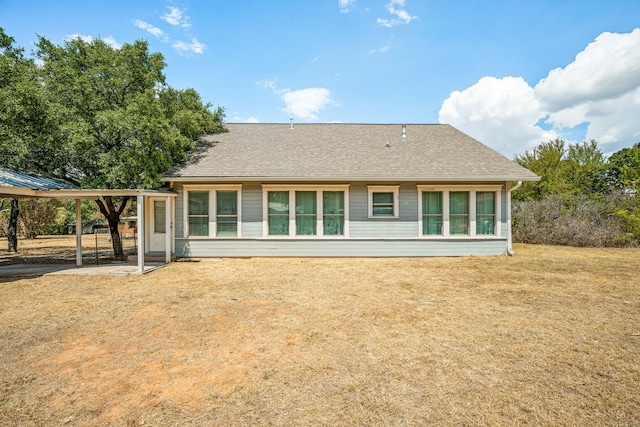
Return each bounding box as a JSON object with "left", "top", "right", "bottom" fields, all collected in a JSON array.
[
  {"left": 418, "top": 186, "right": 501, "bottom": 238},
  {"left": 184, "top": 186, "right": 242, "bottom": 238},
  {"left": 263, "top": 186, "right": 349, "bottom": 237}
]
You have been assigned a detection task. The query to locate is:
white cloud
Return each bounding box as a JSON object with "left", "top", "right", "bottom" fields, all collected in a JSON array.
[
  {"left": 282, "top": 88, "right": 335, "bottom": 120},
  {"left": 439, "top": 28, "right": 640, "bottom": 157},
  {"left": 377, "top": 0, "right": 416, "bottom": 28},
  {"left": 257, "top": 79, "right": 278, "bottom": 90},
  {"left": 245, "top": 117, "right": 260, "bottom": 123},
  {"left": 65, "top": 34, "right": 121, "bottom": 49},
  {"left": 439, "top": 76, "right": 556, "bottom": 156},
  {"left": 162, "top": 6, "right": 191, "bottom": 28},
  {"left": 102, "top": 36, "right": 122, "bottom": 50},
  {"left": 172, "top": 38, "right": 206, "bottom": 55},
  {"left": 339, "top": 0, "right": 356, "bottom": 13},
  {"left": 65, "top": 33, "right": 94, "bottom": 43},
  {"left": 134, "top": 19, "right": 168, "bottom": 41},
  {"left": 258, "top": 80, "right": 336, "bottom": 120},
  {"left": 536, "top": 29, "right": 640, "bottom": 111},
  {"left": 370, "top": 44, "right": 390, "bottom": 54}
]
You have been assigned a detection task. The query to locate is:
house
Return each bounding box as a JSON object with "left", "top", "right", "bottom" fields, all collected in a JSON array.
[
  {"left": 118, "top": 216, "right": 137, "bottom": 238},
  {"left": 160, "top": 123, "right": 539, "bottom": 257}
]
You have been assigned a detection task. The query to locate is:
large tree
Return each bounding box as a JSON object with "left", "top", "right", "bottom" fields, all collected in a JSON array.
[
  {"left": 0, "top": 29, "right": 62, "bottom": 251},
  {"left": 1, "top": 29, "right": 225, "bottom": 258}
]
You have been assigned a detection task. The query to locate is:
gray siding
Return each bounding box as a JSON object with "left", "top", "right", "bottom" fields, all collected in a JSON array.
[
  {"left": 170, "top": 181, "right": 512, "bottom": 257},
  {"left": 500, "top": 187, "right": 508, "bottom": 237},
  {"left": 175, "top": 238, "right": 508, "bottom": 257},
  {"left": 349, "top": 184, "right": 418, "bottom": 238},
  {"left": 242, "top": 184, "right": 263, "bottom": 238},
  {"left": 174, "top": 183, "right": 184, "bottom": 238}
]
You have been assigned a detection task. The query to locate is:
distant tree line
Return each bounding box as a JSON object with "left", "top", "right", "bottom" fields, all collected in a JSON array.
[{"left": 512, "top": 139, "right": 640, "bottom": 247}]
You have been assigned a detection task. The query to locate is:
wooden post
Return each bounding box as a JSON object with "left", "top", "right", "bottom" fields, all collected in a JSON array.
[
  {"left": 137, "top": 195, "right": 145, "bottom": 273},
  {"left": 76, "top": 199, "right": 82, "bottom": 266},
  {"left": 165, "top": 195, "right": 171, "bottom": 264}
]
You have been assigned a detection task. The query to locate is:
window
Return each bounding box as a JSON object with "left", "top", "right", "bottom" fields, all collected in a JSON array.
[
  {"left": 449, "top": 191, "right": 469, "bottom": 235},
  {"left": 188, "top": 191, "right": 209, "bottom": 236},
  {"left": 216, "top": 190, "right": 238, "bottom": 237},
  {"left": 418, "top": 186, "right": 501, "bottom": 238},
  {"left": 263, "top": 186, "right": 349, "bottom": 237},
  {"left": 184, "top": 186, "right": 242, "bottom": 238},
  {"left": 153, "top": 200, "right": 166, "bottom": 233},
  {"left": 421, "top": 192, "right": 442, "bottom": 235},
  {"left": 323, "top": 191, "right": 345, "bottom": 235},
  {"left": 368, "top": 186, "right": 399, "bottom": 218},
  {"left": 476, "top": 191, "right": 495, "bottom": 235},
  {"left": 268, "top": 191, "right": 289, "bottom": 235},
  {"left": 296, "top": 191, "right": 317, "bottom": 235}
]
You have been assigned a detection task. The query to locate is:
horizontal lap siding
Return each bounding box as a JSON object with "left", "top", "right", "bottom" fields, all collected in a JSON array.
[
  {"left": 175, "top": 238, "right": 508, "bottom": 257},
  {"left": 242, "top": 185, "right": 263, "bottom": 238},
  {"left": 349, "top": 184, "right": 418, "bottom": 238},
  {"left": 171, "top": 182, "right": 511, "bottom": 257},
  {"left": 174, "top": 183, "right": 184, "bottom": 238},
  {"left": 501, "top": 187, "right": 508, "bottom": 237}
]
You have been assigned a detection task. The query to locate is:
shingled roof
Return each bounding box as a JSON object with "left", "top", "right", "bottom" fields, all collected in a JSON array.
[{"left": 165, "top": 123, "right": 539, "bottom": 182}]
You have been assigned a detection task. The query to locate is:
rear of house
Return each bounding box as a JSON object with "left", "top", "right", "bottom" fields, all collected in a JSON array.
[{"left": 162, "top": 123, "right": 539, "bottom": 257}]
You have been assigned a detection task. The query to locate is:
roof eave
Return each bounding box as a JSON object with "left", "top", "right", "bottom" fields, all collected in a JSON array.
[
  {"left": 0, "top": 187, "right": 177, "bottom": 198},
  {"left": 164, "top": 175, "right": 541, "bottom": 183}
]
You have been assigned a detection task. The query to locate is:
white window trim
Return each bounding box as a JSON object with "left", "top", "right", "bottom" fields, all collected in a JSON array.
[
  {"left": 183, "top": 185, "right": 242, "bottom": 238},
  {"left": 417, "top": 185, "right": 502, "bottom": 238},
  {"left": 368, "top": 185, "right": 400, "bottom": 219},
  {"left": 262, "top": 185, "right": 350, "bottom": 238}
]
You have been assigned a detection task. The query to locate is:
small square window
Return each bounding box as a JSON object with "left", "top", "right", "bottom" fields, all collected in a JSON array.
[{"left": 368, "top": 186, "right": 399, "bottom": 218}]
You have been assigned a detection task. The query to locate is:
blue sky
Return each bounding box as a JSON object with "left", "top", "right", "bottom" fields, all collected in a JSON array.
[{"left": 2, "top": 0, "right": 640, "bottom": 157}]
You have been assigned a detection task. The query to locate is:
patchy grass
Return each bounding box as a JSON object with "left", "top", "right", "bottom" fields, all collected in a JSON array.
[{"left": 0, "top": 244, "right": 638, "bottom": 426}]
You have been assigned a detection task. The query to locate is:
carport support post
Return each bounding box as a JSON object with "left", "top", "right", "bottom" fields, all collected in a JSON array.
[
  {"left": 165, "top": 195, "right": 171, "bottom": 264},
  {"left": 75, "top": 199, "right": 82, "bottom": 267},
  {"left": 137, "top": 195, "right": 145, "bottom": 273}
]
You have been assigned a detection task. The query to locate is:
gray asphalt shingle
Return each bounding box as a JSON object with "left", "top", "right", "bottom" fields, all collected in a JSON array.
[{"left": 165, "top": 123, "right": 539, "bottom": 182}]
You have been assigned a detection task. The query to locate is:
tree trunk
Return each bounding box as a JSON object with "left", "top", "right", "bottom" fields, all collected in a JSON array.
[
  {"left": 95, "top": 196, "right": 131, "bottom": 262},
  {"left": 7, "top": 198, "right": 19, "bottom": 252},
  {"left": 107, "top": 216, "right": 124, "bottom": 260}
]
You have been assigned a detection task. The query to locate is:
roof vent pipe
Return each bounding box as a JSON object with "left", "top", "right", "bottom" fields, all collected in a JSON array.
[
  {"left": 401, "top": 124, "right": 406, "bottom": 138},
  {"left": 289, "top": 116, "right": 294, "bottom": 129}
]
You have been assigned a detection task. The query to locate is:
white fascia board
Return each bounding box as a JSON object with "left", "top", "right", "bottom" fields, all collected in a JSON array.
[{"left": 164, "top": 175, "right": 540, "bottom": 183}]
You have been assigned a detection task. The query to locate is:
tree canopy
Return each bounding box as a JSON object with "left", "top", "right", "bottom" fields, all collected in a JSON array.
[
  {"left": 512, "top": 138, "right": 640, "bottom": 247},
  {"left": 0, "top": 28, "right": 226, "bottom": 257}
]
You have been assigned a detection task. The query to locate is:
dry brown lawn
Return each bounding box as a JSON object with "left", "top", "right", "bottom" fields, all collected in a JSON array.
[
  {"left": 0, "top": 235, "right": 136, "bottom": 264},
  {"left": 1, "top": 243, "right": 639, "bottom": 426}
]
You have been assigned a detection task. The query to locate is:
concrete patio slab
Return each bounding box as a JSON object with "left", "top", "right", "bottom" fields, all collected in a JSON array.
[{"left": 0, "top": 263, "right": 165, "bottom": 278}]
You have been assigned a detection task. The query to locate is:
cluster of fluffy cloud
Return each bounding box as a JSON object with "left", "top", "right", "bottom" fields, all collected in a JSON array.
[
  {"left": 439, "top": 28, "right": 640, "bottom": 157},
  {"left": 281, "top": 88, "right": 335, "bottom": 120},
  {"left": 377, "top": 0, "right": 417, "bottom": 28},
  {"left": 65, "top": 34, "right": 121, "bottom": 49},
  {"left": 339, "top": 0, "right": 416, "bottom": 27},
  {"left": 134, "top": 7, "right": 205, "bottom": 55},
  {"left": 338, "top": 0, "right": 357, "bottom": 14},
  {"left": 257, "top": 80, "right": 337, "bottom": 121}
]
